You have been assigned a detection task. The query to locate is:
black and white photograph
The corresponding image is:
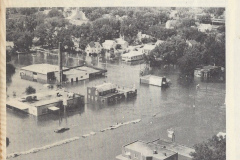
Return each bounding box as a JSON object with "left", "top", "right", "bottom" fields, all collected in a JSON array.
[{"left": 4, "top": 4, "right": 227, "bottom": 160}]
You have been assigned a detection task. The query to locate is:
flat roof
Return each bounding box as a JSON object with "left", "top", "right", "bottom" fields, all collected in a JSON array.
[
  {"left": 63, "top": 69, "right": 86, "bottom": 75},
  {"left": 21, "top": 64, "right": 68, "bottom": 75},
  {"left": 125, "top": 141, "right": 176, "bottom": 159},
  {"left": 95, "top": 83, "right": 116, "bottom": 92},
  {"left": 153, "top": 139, "right": 195, "bottom": 158},
  {"left": 76, "top": 66, "right": 100, "bottom": 74},
  {"left": 122, "top": 51, "right": 144, "bottom": 57},
  {"left": 6, "top": 99, "right": 30, "bottom": 110}
]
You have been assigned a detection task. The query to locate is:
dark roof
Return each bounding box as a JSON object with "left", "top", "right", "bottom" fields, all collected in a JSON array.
[{"left": 88, "top": 42, "right": 101, "bottom": 48}]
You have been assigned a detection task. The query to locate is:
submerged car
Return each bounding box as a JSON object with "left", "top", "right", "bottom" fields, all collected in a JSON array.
[{"left": 54, "top": 127, "right": 70, "bottom": 133}]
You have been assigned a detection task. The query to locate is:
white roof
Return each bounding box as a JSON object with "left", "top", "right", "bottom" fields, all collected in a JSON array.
[
  {"left": 63, "top": 69, "right": 86, "bottom": 75},
  {"left": 122, "top": 51, "right": 144, "bottom": 57},
  {"left": 102, "top": 40, "right": 116, "bottom": 45},
  {"left": 143, "top": 44, "right": 156, "bottom": 50},
  {"left": 48, "top": 106, "right": 60, "bottom": 111},
  {"left": 6, "top": 41, "right": 14, "bottom": 47},
  {"left": 95, "top": 83, "right": 116, "bottom": 92},
  {"left": 21, "top": 64, "right": 68, "bottom": 74}
]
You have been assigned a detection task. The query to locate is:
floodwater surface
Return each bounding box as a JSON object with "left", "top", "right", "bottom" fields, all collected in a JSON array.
[{"left": 6, "top": 52, "right": 226, "bottom": 160}]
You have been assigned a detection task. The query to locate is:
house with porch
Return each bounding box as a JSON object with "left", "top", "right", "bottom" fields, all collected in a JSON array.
[{"left": 85, "top": 42, "right": 102, "bottom": 56}]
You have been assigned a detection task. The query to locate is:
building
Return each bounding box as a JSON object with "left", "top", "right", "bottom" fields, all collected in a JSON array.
[
  {"left": 102, "top": 40, "right": 116, "bottom": 50},
  {"left": 75, "top": 66, "right": 107, "bottom": 79},
  {"left": 116, "top": 140, "right": 178, "bottom": 160},
  {"left": 85, "top": 41, "right": 102, "bottom": 56},
  {"left": 165, "top": 20, "right": 178, "bottom": 29},
  {"left": 197, "top": 24, "right": 212, "bottom": 32},
  {"left": 140, "top": 75, "right": 171, "bottom": 87},
  {"left": 6, "top": 41, "right": 14, "bottom": 50},
  {"left": 116, "top": 139, "right": 195, "bottom": 160},
  {"left": 122, "top": 51, "right": 145, "bottom": 62},
  {"left": 142, "top": 44, "right": 156, "bottom": 55},
  {"left": 6, "top": 90, "right": 85, "bottom": 116},
  {"left": 194, "top": 65, "right": 225, "bottom": 81},
  {"left": 155, "top": 40, "right": 165, "bottom": 46},
  {"left": 63, "top": 69, "right": 89, "bottom": 83},
  {"left": 87, "top": 83, "right": 137, "bottom": 104},
  {"left": 115, "top": 37, "right": 129, "bottom": 50},
  {"left": 20, "top": 64, "right": 68, "bottom": 83}
]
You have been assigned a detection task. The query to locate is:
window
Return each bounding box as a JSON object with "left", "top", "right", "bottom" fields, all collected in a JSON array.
[
  {"left": 81, "top": 76, "right": 83, "bottom": 78},
  {"left": 95, "top": 91, "right": 98, "bottom": 96},
  {"left": 88, "top": 89, "right": 91, "bottom": 94},
  {"left": 33, "top": 72, "right": 37, "bottom": 75},
  {"left": 88, "top": 95, "right": 90, "bottom": 98},
  {"left": 86, "top": 73, "right": 87, "bottom": 75}
]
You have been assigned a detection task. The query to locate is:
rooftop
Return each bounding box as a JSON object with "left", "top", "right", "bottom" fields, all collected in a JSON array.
[
  {"left": 124, "top": 141, "right": 176, "bottom": 159},
  {"left": 63, "top": 69, "right": 87, "bottom": 75},
  {"left": 76, "top": 66, "right": 100, "bottom": 74},
  {"left": 122, "top": 51, "right": 144, "bottom": 57},
  {"left": 21, "top": 64, "right": 68, "bottom": 74},
  {"left": 102, "top": 40, "right": 116, "bottom": 45},
  {"left": 152, "top": 139, "right": 195, "bottom": 158},
  {"left": 143, "top": 44, "right": 156, "bottom": 50},
  {"left": 94, "top": 83, "right": 116, "bottom": 92}
]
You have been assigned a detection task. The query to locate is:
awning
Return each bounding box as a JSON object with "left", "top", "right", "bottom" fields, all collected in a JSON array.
[{"left": 48, "top": 106, "right": 60, "bottom": 111}]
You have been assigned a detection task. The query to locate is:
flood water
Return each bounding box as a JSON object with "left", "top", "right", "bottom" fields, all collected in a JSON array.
[{"left": 6, "top": 52, "right": 226, "bottom": 160}]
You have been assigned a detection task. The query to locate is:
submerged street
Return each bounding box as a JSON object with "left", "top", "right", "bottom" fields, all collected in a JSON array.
[{"left": 6, "top": 52, "right": 226, "bottom": 160}]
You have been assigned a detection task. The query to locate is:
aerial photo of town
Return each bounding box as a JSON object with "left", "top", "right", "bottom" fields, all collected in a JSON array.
[{"left": 6, "top": 7, "right": 226, "bottom": 160}]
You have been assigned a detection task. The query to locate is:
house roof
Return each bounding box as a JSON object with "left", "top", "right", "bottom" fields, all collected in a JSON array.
[
  {"left": 122, "top": 51, "right": 144, "bottom": 57},
  {"left": 88, "top": 42, "right": 101, "bottom": 48},
  {"left": 6, "top": 41, "right": 14, "bottom": 47},
  {"left": 102, "top": 40, "right": 116, "bottom": 45},
  {"left": 143, "top": 44, "right": 156, "bottom": 50}
]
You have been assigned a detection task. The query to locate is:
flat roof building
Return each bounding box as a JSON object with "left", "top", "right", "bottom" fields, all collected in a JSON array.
[{"left": 116, "top": 140, "right": 178, "bottom": 160}]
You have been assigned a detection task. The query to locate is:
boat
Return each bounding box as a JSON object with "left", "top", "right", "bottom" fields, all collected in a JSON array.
[{"left": 54, "top": 127, "right": 70, "bottom": 133}]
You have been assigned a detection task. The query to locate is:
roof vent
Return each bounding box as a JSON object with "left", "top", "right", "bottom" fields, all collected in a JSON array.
[{"left": 153, "top": 150, "right": 158, "bottom": 154}]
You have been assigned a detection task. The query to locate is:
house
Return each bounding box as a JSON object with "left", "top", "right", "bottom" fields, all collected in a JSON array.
[
  {"left": 6, "top": 41, "right": 14, "bottom": 50},
  {"left": 165, "top": 20, "right": 178, "bottom": 29},
  {"left": 186, "top": 40, "right": 199, "bottom": 48},
  {"left": 198, "top": 24, "right": 212, "bottom": 32},
  {"left": 116, "top": 140, "right": 178, "bottom": 160},
  {"left": 122, "top": 51, "right": 145, "bottom": 62},
  {"left": 116, "top": 139, "right": 195, "bottom": 160},
  {"left": 85, "top": 42, "right": 102, "bottom": 56},
  {"left": 137, "top": 32, "right": 152, "bottom": 42},
  {"left": 194, "top": 65, "right": 224, "bottom": 81},
  {"left": 115, "top": 37, "right": 129, "bottom": 49},
  {"left": 102, "top": 40, "right": 116, "bottom": 50},
  {"left": 142, "top": 44, "right": 156, "bottom": 55},
  {"left": 155, "top": 40, "right": 165, "bottom": 46}
]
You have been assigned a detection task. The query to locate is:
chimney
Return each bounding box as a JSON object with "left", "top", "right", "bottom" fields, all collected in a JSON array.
[{"left": 58, "top": 42, "right": 63, "bottom": 85}]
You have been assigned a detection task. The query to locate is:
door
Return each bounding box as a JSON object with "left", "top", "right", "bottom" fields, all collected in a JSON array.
[
  {"left": 71, "top": 78, "right": 73, "bottom": 83},
  {"left": 76, "top": 77, "right": 78, "bottom": 82}
]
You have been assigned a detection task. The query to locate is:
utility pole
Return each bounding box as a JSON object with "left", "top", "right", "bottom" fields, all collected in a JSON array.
[{"left": 58, "top": 42, "right": 63, "bottom": 86}]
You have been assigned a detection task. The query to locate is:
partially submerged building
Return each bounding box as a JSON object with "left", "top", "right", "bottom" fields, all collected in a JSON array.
[
  {"left": 6, "top": 90, "right": 85, "bottom": 116},
  {"left": 194, "top": 65, "right": 225, "bottom": 81},
  {"left": 87, "top": 83, "right": 137, "bottom": 104},
  {"left": 20, "top": 64, "right": 68, "bottom": 83},
  {"left": 116, "top": 139, "right": 195, "bottom": 160},
  {"left": 20, "top": 64, "right": 107, "bottom": 83},
  {"left": 140, "top": 75, "right": 171, "bottom": 87}
]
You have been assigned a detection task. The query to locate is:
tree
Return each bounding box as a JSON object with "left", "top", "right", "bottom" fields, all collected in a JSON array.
[
  {"left": 48, "top": 8, "right": 63, "bottom": 18},
  {"left": 25, "top": 86, "right": 36, "bottom": 95},
  {"left": 190, "top": 135, "right": 226, "bottom": 160}
]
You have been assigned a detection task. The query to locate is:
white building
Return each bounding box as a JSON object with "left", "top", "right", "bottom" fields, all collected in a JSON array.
[
  {"left": 165, "top": 20, "right": 178, "bottom": 29},
  {"left": 198, "top": 24, "right": 212, "bottom": 32},
  {"left": 115, "top": 37, "right": 129, "bottom": 49},
  {"left": 85, "top": 42, "right": 102, "bottom": 56},
  {"left": 142, "top": 44, "right": 156, "bottom": 55},
  {"left": 122, "top": 51, "right": 144, "bottom": 62},
  {"left": 63, "top": 69, "right": 89, "bottom": 83},
  {"left": 102, "top": 40, "right": 116, "bottom": 50}
]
